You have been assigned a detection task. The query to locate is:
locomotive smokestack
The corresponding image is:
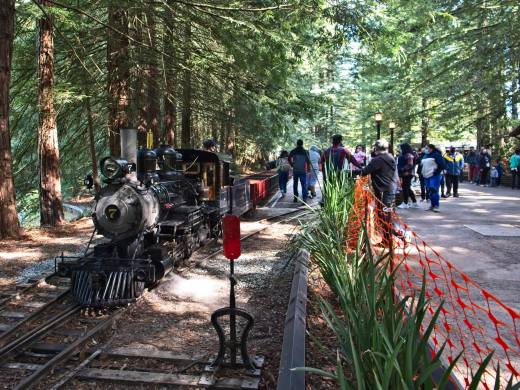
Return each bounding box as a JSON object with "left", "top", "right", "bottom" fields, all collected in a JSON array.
[{"left": 120, "top": 128, "right": 137, "bottom": 166}]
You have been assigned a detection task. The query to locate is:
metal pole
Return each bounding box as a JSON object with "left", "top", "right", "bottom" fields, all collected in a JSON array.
[
  {"left": 376, "top": 122, "right": 381, "bottom": 140},
  {"left": 229, "top": 260, "right": 237, "bottom": 366}
]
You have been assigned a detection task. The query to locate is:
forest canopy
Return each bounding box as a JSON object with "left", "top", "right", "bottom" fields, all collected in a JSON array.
[{"left": 0, "top": 0, "right": 519, "bottom": 232}]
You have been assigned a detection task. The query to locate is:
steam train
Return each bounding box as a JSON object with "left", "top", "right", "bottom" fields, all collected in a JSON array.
[{"left": 57, "top": 129, "right": 278, "bottom": 307}]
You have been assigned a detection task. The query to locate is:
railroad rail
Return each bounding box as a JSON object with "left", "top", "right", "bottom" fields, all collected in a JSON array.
[{"left": 0, "top": 207, "right": 307, "bottom": 389}]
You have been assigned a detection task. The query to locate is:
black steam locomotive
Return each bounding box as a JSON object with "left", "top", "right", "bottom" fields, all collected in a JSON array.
[{"left": 57, "top": 129, "right": 254, "bottom": 307}]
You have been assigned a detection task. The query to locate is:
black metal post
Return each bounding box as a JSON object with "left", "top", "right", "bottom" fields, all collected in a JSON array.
[
  {"left": 229, "top": 260, "right": 237, "bottom": 365},
  {"left": 376, "top": 121, "right": 381, "bottom": 140}
]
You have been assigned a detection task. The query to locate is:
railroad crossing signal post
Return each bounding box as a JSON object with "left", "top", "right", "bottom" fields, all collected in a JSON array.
[{"left": 210, "top": 215, "right": 256, "bottom": 370}]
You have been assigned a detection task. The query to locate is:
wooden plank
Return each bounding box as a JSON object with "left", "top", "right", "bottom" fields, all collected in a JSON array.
[
  {"left": 78, "top": 368, "right": 201, "bottom": 386},
  {"left": 19, "top": 301, "right": 46, "bottom": 308},
  {"left": 28, "top": 343, "right": 66, "bottom": 354},
  {"left": 0, "top": 311, "right": 27, "bottom": 318},
  {"left": 0, "top": 323, "right": 11, "bottom": 331},
  {"left": 101, "top": 347, "right": 201, "bottom": 363},
  {"left": 2, "top": 362, "right": 42, "bottom": 371},
  {"left": 77, "top": 368, "right": 259, "bottom": 389}
]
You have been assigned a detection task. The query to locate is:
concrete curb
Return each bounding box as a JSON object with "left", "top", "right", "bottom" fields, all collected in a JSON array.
[{"left": 277, "top": 249, "right": 309, "bottom": 390}]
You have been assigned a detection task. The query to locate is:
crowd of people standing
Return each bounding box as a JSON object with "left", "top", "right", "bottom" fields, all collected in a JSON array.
[{"left": 273, "top": 136, "right": 520, "bottom": 213}]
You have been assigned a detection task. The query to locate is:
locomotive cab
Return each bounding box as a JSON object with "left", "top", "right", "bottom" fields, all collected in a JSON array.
[{"left": 176, "top": 150, "right": 250, "bottom": 215}]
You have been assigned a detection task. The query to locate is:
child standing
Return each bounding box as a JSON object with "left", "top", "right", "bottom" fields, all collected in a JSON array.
[
  {"left": 490, "top": 166, "right": 499, "bottom": 187},
  {"left": 494, "top": 159, "right": 503, "bottom": 187}
]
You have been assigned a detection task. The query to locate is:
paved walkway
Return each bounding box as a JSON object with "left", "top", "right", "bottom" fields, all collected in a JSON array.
[
  {"left": 397, "top": 183, "right": 520, "bottom": 313},
  {"left": 265, "top": 174, "right": 323, "bottom": 209}
]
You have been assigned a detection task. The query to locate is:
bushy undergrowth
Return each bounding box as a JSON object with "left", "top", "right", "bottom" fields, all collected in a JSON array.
[{"left": 291, "top": 172, "right": 517, "bottom": 389}]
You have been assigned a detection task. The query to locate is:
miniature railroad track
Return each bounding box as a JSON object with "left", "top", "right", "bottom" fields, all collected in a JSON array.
[{"left": 0, "top": 208, "right": 308, "bottom": 389}]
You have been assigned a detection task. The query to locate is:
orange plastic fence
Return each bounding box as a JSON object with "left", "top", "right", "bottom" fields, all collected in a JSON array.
[{"left": 350, "top": 177, "right": 520, "bottom": 389}]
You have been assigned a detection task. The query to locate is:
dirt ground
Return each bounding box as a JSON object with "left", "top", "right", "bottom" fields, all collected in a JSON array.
[
  {"left": 0, "top": 218, "right": 95, "bottom": 287},
  {"left": 305, "top": 269, "right": 351, "bottom": 389}
]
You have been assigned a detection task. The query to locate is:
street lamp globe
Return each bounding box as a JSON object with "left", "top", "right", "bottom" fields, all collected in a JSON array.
[
  {"left": 374, "top": 112, "right": 383, "bottom": 123},
  {"left": 389, "top": 121, "right": 396, "bottom": 129}
]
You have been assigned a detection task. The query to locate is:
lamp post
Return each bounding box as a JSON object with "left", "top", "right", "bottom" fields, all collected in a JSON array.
[
  {"left": 375, "top": 111, "right": 382, "bottom": 139},
  {"left": 389, "top": 121, "right": 396, "bottom": 154}
]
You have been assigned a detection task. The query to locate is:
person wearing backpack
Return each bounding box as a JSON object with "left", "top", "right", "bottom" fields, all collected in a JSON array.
[
  {"left": 276, "top": 150, "right": 291, "bottom": 197},
  {"left": 321, "top": 134, "right": 360, "bottom": 181},
  {"left": 397, "top": 143, "right": 418, "bottom": 209},
  {"left": 307, "top": 145, "right": 321, "bottom": 198},
  {"left": 289, "top": 140, "right": 310, "bottom": 202}
]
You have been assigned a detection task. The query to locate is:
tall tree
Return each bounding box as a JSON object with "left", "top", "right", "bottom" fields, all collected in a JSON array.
[
  {"left": 38, "top": 0, "right": 64, "bottom": 227},
  {"left": 163, "top": 22, "right": 177, "bottom": 147},
  {"left": 107, "top": 1, "right": 130, "bottom": 156},
  {"left": 145, "top": 8, "right": 160, "bottom": 147},
  {"left": 0, "top": 0, "right": 20, "bottom": 238},
  {"left": 181, "top": 23, "right": 192, "bottom": 148}
]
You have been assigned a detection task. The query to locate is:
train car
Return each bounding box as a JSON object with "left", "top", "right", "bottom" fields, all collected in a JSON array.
[{"left": 57, "top": 129, "right": 277, "bottom": 308}]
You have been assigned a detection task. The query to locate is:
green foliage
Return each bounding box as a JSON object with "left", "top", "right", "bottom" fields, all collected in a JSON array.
[{"left": 292, "top": 172, "right": 517, "bottom": 388}]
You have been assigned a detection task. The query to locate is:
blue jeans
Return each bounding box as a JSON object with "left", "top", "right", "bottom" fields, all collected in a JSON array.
[
  {"left": 293, "top": 172, "right": 308, "bottom": 200},
  {"left": 278, "top": 171, "right": 289, "bottom": 193},
  {"left": 425, "top": 174, "right": 441, "bottom": 207}
]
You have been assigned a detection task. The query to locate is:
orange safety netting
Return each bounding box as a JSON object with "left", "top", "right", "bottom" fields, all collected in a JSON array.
[{"left": 348, "top": 177, "right": 520, "bottom": 389}]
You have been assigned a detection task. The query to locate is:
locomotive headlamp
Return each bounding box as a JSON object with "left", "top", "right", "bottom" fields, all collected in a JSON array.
[{"left": 100, "top": 157, "right": 130, "bottom": 180}]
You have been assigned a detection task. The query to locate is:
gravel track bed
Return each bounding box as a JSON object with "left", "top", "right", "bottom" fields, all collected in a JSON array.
[{"left": 39, "top": 218, "right": 301, "bottom": 389}]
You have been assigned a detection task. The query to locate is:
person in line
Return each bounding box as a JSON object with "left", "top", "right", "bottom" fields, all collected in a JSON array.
[
  {"left": 466, "top": 146, "right": 479, "bottom": 183},
  {"left": 307, "top": 145, "right": 321, "bottom": 199},
  {"left": 321, "top": 134, "right": 360, "bottom": 181},
  {"left": 490, "top": 165, "right": 499, "bottom": 187},
  {"left": 421, "top": 144, "right": 446, "bottom": 212},
  {"left": 397, "top": 143, "right": 418, "bottom": 209},
  {"left": 479, "top": 147, "right": 492, "bottom": 187},
  {"left": 276, "top": 150, "right": 291, "bottom": 197},
  {"left": 494, "top": 159, "right": 504, "bottom": 187},
  {"left": 361, "top": 140, "right": 398, "bottom": 241},
  {"left": 352, "top": 145, "right": 367, "bottom": 175},
  {"left": 417, "top": 148, "right": 429, "bottom": 202},
  {"left": 443, "top": 146, "right": 464, "bottom": 197},
  {"left": 289, "top": 139, "right": 309, "bottom": 202},
  {"left": 510, "top": 149, "right": 520, "bottom": 189}
]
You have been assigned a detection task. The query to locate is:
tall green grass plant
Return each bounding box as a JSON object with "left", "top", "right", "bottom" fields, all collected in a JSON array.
[{"left": 293, "top": 171, "right": 517, "bottom": 389}]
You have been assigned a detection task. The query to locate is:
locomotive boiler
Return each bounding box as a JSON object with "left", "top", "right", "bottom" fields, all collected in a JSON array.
[{"left": 57, "top": 129, "right": 252, "bottom": 307}]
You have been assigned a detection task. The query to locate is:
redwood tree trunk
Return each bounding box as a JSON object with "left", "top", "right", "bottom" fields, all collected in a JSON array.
[
  {"left": 0, "top": 0, "right": 20, "bottom": 238},
  {"left": 146, "top": 9, "right": 160, "bottom": 148},
  {"left": 86, "top": 97, "right": 100, "bottom": 193},
  {"left": 107, "top": 2, "right": 130, "bottom": 156},
  {"left": 38, "top": 0, "right": 64, "bottom": 227},
  {"left": 162, "top": 5, "right": 177, "bottom": 147},
  {"left": 181, "top": 24, "right": 192, "bottom": 148}
]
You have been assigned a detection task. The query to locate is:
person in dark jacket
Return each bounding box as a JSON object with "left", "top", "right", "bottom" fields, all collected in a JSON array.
[
  {"left": 361, "top": 139, "right": 398, "bottom": 242},
  {"left": 466, "top": 146, "right": 479, "bottom": 183},
  {"left": 397, "top": 143, "right": 418, "bottom": 209},
  {"left": 289, "top": 139, "right": 309, "bottom": 202},
  {"left": 420, "top": 144, "right": 446, "bottom": 212},
  {"left": 361, "top": 139, "right": 397, "bottom": 208},
  {"left": 478, "top": 148, "right": 492, "bottom": 187}
]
